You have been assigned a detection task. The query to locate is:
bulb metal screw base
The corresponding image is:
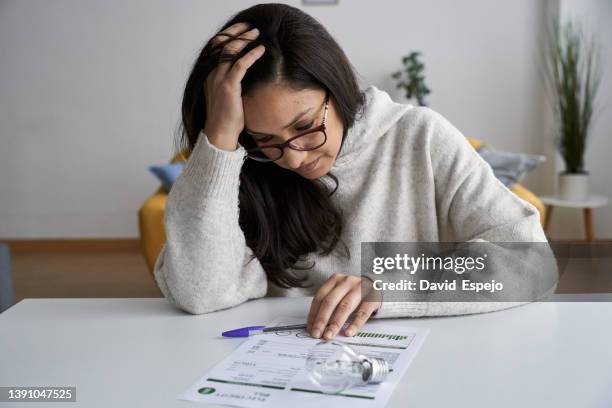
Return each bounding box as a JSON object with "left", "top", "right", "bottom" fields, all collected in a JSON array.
[{"left": 362, "top": 357, "right": 389, "bottom": 383}]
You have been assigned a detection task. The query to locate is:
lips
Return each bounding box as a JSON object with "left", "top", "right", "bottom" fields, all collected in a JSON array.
[{"left": 298, "top": 157, "right": 320, "bottom": 173}]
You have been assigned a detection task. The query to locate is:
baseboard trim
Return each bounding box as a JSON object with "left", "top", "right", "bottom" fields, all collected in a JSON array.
[{"left": 2, "top": 239, "right": 141, "bottom": 252}]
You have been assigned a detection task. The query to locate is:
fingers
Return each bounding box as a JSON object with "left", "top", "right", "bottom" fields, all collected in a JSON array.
[
  {"left": 203, "top": 22, "right": 264, "bottom": 102},
  {"left": 324, "top": 289, "right": 362, "bottom": 340},
  {"left": 307, "top": 274, "right": 341, "bottom": 333},
  {"left": 343, "top": 302, "right": 380, "bottom": 337},
  {"left": 307, "top": 275, "right": 383, "bottom": 340},
  {"left": 211, "top": 23, "right": 261, "bottom": 76},
  {"left": 210, "top": 22, "right": 252, "bottom": 47},
  {"left": 221, "top": 27, "right": 260, "bottom": 55},
  {"left": 308, "top": 275, "right": 357, "bottom": 339},
  {"left": 226, "top": 44, "right": 265, "bottom": 84}
]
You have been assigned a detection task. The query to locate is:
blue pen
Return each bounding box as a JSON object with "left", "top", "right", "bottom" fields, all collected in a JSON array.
[{"left": 222, "top": 323, "right": 307, "bottom": 338}]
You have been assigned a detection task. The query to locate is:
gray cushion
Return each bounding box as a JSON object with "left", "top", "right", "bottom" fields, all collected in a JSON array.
[
  {"left": 477, "top": 145, "right": 545, "bottom": 187},
  {"left": 0, "top": 243, "right": 14, "bottom": 313}
]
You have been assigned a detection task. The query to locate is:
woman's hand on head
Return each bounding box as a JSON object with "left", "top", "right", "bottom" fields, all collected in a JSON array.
[
  {"left": 306, "top": 274, "right": 382, "bottom": 340},
  {"left": 203, "top": 22, "right": 265, "bottom": 151}
]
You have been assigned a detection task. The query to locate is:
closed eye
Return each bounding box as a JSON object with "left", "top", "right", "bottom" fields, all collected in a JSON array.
[
  {"left": 250, "top": 120, "right": 315, "bottom": 144},
  {"left": 296, "top": 121, "right": 314, "bottom": 132},
  {"left": 254, "top": 135, "right": 273, "bottom": 143}
]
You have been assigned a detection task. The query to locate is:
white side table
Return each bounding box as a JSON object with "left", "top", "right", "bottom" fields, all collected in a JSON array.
[{"left": 540, "top": 195, "right": 609, "bottom": 241}]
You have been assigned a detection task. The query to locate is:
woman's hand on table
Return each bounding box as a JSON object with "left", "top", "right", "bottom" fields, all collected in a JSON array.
[{"left": 306, "top": 274, "right": 382, "bottom": 340}]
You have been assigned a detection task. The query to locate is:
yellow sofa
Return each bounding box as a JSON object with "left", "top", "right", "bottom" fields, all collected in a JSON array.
[
  {"left": 138, "top": 150, "right": 188, "bottom": 274},
  {"left": 138, "top": 138, "right": 545, "bottom": 274}
]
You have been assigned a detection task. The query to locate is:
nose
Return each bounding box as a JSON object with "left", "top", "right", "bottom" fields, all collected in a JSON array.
[{"left": 282, "top": 148, "right": 309, "bottom": 170}]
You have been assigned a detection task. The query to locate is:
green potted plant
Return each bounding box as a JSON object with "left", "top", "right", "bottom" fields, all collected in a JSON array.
[
  {"left": 544, "top": 19, "right": 602, "bottom": 201},
  {"left": 391, "top": 51, "right": 431, "bottom": 106}
]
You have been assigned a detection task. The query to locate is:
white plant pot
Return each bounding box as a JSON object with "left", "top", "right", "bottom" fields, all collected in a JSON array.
[{"left": 558, "top": 173, "right": 589, "bottom": 202}]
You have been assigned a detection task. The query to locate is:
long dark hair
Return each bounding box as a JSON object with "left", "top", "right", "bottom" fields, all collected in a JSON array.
[{"left": 179, "top": 3, "right": 365, "bottom": 288}]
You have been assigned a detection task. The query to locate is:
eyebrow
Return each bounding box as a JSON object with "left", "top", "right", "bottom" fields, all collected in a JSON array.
[{"left": 245, "top": 107, "right": 314, "bottom": 136}]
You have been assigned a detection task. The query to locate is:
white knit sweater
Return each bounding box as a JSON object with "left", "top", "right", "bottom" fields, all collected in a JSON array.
[{"left": 153, "top": 85, "right": 557, "bottom": 318}]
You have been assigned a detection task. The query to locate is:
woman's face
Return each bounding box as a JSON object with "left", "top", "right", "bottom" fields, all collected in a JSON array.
[{"left": 242, "top": 83, "right": 344, "bottom": 179}]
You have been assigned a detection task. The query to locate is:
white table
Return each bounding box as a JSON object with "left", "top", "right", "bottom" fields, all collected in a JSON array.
[
  {"left": 2, "top": 297, "right": 612, "bottom": 408},
  {"left": 540, "top": 195, "right": 609, "bottom": 241}
]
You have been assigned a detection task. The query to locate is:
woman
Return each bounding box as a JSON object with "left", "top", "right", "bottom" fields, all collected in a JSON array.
[{"left": 154, "top": 3, "right": 557, "bottom": 340}]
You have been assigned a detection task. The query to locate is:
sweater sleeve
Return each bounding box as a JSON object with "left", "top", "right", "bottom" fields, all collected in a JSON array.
[
  {"left": 153, "top": 131, "right": 268, "bottom": 315},
  {"left": 371, "top": 108, "right": 558, "bottom": 319}
]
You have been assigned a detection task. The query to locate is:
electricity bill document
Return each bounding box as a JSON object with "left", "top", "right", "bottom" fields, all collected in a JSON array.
[{"left": 178, "top": 317, "right": 429, "bottom": 408}]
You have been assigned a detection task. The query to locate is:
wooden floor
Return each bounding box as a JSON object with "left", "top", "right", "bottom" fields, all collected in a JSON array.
[
  {"left": 5, "top": 240, "right": 612, "bottom": 307},
  {"left": 10, "top": 241, "right": 162, "bottom": 304}
]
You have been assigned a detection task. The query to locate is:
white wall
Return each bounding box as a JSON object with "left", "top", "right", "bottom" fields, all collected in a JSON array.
[
  {"left": 546, "top": 0, "right": 612, "bottom": 240},
  {"left": 0, "top": 0, "right": 609, "bottom": 239}
]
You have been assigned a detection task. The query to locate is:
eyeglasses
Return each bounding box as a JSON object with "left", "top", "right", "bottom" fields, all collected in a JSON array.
[{"left": 243, "top": 91, "right": 330, "bottom": 162}]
